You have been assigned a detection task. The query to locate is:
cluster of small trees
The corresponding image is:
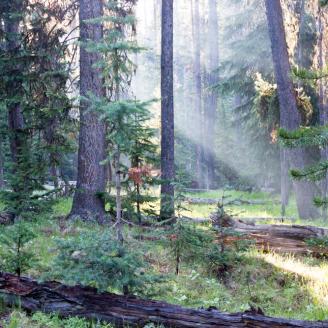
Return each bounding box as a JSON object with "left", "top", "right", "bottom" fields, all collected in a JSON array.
[{"left": 0, "top": 0, "right": 177, "bottom": 228}]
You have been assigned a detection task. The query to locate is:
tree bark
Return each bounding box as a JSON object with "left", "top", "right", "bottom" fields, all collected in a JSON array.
[
  {"left": 4, "top": 1, "right": 24, "bottom": 169},
  {"left": 192, "top": 0, "right": 204, "bottom": 189},
  {"left": 265, "top": 0, "right": 319, "bottom": 219},
  {"left": 0, "top": 139, "right": 5, "bottom": 189},
  {"left": 0, "top": 272, "right": 327, "bottom": 328},
  {"left": 317, "top": 4, "right": 328, "bottom": 218},
  {"left": 160, "top": 0, "right": 175, "bottom": 220},
  {"left": 114, "top": 148, "right": 123, "bottom": 244},
  {"left": 70, "top": 0, "right": 106, "bottom": 222},
  {"left": 204, "top": 0, "right": 219, "bottom": 190},
  {"left": 280, "top": 149, "right": 291, "bottom": 217},
  {"left": 3, "top": 1, "right": 26, "bottom": 198}
]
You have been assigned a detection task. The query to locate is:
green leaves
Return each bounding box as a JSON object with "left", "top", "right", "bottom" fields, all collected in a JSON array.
[
  {"left": 279, "top": 126, "right": 328, "bottom": 148},
  {"left": 320, "top": 0, "right": 328, "bottom": 7}
]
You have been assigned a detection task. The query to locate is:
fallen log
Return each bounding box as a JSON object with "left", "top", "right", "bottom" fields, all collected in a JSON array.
[
  {"left": 215, "top": 215, "right": 328, "bottom": 255},
  {"left": 0, "top": 272, "right": 327, "bottom": 328},
  {"left": 184, "top": 197, "right": 280, "bottom": 206}
]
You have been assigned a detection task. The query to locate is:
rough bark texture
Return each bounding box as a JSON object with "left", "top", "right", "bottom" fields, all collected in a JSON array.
[
  {"left": 160, "top": 0, "right": 175, "bottom": 220},
  {"left": 0, "top": 272, "right": 327, "bottom": 328},
  {"left": 265, "top": 0, "right": 319, "bottom": 219},
  {"left": 204, "top": 0, "right": 219, "bottom": 190},
  {"left": 70, "top": 0, "right": 106, "bottom": 222}
]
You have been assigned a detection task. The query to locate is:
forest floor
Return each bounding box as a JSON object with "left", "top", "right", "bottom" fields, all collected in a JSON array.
[{"left": 2, "top": 189, "right": 328, "bottom": 327}]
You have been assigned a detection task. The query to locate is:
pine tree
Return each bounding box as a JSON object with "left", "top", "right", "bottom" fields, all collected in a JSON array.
[
  {"left": 69, "top": 0, "right": 107, "bottom": 222},
  {"left": 0, "top": 0, "right": 76, "bottom": 220},
  {"left": 160, "top": 0, "right": 175, "bottom": 220},
  {"left": 265, "top": 0, "right": 319, "bottom": 219}
]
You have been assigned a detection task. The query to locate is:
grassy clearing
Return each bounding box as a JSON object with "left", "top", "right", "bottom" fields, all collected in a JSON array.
[{"left": 2, "top": 190, "right": 328, "bottom": 326}]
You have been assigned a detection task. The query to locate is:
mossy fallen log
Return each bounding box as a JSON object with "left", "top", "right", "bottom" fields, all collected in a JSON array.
[{"left": 0, "top": 273, "right": 327, "bottom": 327}]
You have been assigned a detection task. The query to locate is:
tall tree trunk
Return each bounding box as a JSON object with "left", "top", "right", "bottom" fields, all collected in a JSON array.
[
  {"left": 280, "top": 149, "right": 291, "bottom": 217},
  {"left": 280, "top": 0, "right": 306, "bottom": 217},
  {"left": 192, "top": 0, "right": 204, "bottom": 189},
  {"left": 160, "top": 0, "right": 175, "bottom": 220},
  {"left": 317, "top": 4, "right": 328, "bottom": 218},
  {"left": 265, "top": 0, "right": 319, "bottom": 219},
  {"left": 0, "top": 139, "right": 5, "bottom": 189},
  {"left": 205, "top": 0, "right": 219, "bottom": 190},
  {"left": 70, "top": 0, "right": 106, "bottom": 222},
  {"left": 114, "top": 148, "right": 123, "bottom": 243},
  {"left": 4, "top": 2, "right": 25, "bottom": 197}
]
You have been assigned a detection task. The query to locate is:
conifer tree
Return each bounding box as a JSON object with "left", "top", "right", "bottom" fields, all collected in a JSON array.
[
  {"left": 0, "top": 0, "right": 76, "bottom": 220},
  {"left": 204, "top": 0, "right": 219, "bottom": 190},
  {"left": 160, "top": 0, "right": 175, "bottom": 220},
  {"left": 69, "top": 0, "right": 107, "bottom": 222},
  {"left": 265, "top": 0, "right": 319, "bottom": 219}
]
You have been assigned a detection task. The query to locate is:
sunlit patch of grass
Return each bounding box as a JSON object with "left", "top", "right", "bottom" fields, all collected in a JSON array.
[
  {"left": 152, "top": 248, "right": 319, "bottom": 320},
  {"left": 261, "top": 252, "right": 328, "bottom": 311},
  {"left": 52, "top": 197, "right": 72, "bottom": 217}
]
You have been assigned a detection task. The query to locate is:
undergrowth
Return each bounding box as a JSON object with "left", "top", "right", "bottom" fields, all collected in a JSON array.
[{"left": 1, "top": 190, "right": 328, "bottom": 326}]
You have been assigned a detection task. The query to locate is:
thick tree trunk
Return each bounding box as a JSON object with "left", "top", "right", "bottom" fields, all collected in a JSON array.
[
  {"left": 70, "top": 0, "right": 106, "bottom": 222},
  {"left": 265, "top": 0, "right": 319, "bottom": 219},
  {"left": 0, "top": 273, "right": 327, "bottom": 328},
  {"left": 160, "top": 0, "right": 175, "bottom": 220},
  {"left": 204, "top": 0, "right": 219, "bottom": 190},
  {"left": 192, "top": 0, "right": 204, "bottom": 189}
]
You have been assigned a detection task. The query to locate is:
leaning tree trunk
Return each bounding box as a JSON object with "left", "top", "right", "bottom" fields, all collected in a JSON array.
[
  {"left": 160, "top": 0, "right": 175, "bottom": 220},
  {"left": 70, "top": 0, "right": 107, "bottom": 223},
  {"left": 265, "top": 0, "right": 319, "bottom": 219},
  {"left": 0, "top": 272, "right": 327, "bottom": 328}
]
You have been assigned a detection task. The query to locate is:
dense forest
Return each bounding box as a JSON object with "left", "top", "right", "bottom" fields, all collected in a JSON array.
[{"left": 2, "top": 0, "right": 328, "bottom": 327}]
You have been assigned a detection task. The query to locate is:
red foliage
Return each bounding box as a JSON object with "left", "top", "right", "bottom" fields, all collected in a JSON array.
[{"left": 128, "top": 166, "right": 152, "bottom": 185}]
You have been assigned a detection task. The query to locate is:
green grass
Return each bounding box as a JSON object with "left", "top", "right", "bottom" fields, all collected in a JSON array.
[
  {"left": 2, "top": 190, "right": 328, "bottom": 326},
  {"left": 2, "top": 311, "right": 115, "bottom": 328}
]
